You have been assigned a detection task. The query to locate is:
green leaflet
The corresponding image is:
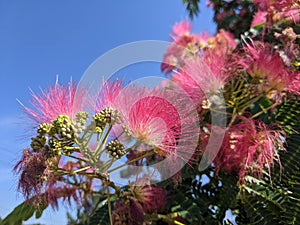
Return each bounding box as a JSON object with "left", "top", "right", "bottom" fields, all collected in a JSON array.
[
  {"left": 0, "top": 198, "right": 48, "bottom": 225},
  {"left": 236, "top": 95, "right": 300, "bottom": 224}
]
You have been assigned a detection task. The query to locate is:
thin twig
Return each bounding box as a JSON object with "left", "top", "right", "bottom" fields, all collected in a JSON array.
[
  {"left": 107, "top": 184, "right": 113, "bottom": 225},
  {"left": 107, "top": 150, "right": 155, "bottom": 173}
]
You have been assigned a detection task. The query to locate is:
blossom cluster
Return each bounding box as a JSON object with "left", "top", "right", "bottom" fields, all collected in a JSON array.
[{"left": 12, "top": 1, "right": 300, "bottom": 224}]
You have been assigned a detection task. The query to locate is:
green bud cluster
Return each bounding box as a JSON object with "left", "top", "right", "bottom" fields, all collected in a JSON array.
[
  {"left": 72, "top": 112, "right": 88, "bottom": 139},
  {"left": 30, "top": 123, "right": 52, "bottom": 152},
  {"left": 31, "top": 134, "right": 47, "bottom": 152},
  {"left": 37, "top": 123, "right": 52, "bottom": 135},
  {"left": 30, "top": 113, "right": 91, "bottom": 157},
  {"left": 93, "top": 107, "right": 122, "bottom": 130},
  {"left": 71, "top": 122, "right": 86, "bottom": 139},
  {"left": 105, "top": 140, "right": 126, "bottom": 159},
  {"left": 122, "top": 125, "right": 132, "bottom": 136},
  {"left": 46, "top": 138, "right": 61, "bottom": 156},
  {"left": 48, "top": 137, "right": 62, "bottom": 150},
  {"left": 75, "top": 111, "right": 89, "bottom": 124},
  {"left": 51, "top": 115, "right": 74, "bottom": 140}
]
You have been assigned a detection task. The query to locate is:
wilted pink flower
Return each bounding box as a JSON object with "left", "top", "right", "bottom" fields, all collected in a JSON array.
[
  {"left": 14, "top": 148, "right": 49, "bottom": 199},
  {"left": 287, "top": 72, "right": 300, "bottom": 95},
  {"left": 205, "top": 117, "right": 285, "bottom": 182},
  {"left": 21, "top": 78, "right": 86, "bottom": 126},
  {"left": 14, "top": 148, "right": 89, "bottom": 208},
  {"left": 274, "top": 28, "right": 300, "bottom": 68}
]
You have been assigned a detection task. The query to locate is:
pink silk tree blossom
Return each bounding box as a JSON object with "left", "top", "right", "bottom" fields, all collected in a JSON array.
[
  {"left": 21, "top": 78, "right": 86, "bottom": 127},
  {"left": 207, "top": 117, "right": 285, "bottom": 182}
]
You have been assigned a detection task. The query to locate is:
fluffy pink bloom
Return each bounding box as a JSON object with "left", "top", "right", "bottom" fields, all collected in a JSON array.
[
  {"left": 130, "top": 177, "right": 166, "bottom": 212},
  {"left": 113, "top": 178, "right": 166, "bottom": 224},
  {"left": 286, "top": 72, "right": 300, "bottom": 95},
  {"left": 253, "top": 0, "right": 300, "bottom": 26},
  {"left": 240, "top": 42, "right": 298, "bottom": 93},
  {"left": 110, "top": 85, "right": 199, "bottom": 164},
  {"left": 94, "top": 79, "right": 122, "bottom": 113},
  {"left": 253, "top": 0, "right": 270, "bottom": 11},
  {"left": 173, "top": 54, "right": 230, "bottom": 104},
  {"left": 161, "top": 21, "right": 201, "bottom": 74},
  {"left": 21, "top": 78, "right": 86, "bottom": 126},
  {"left": 172, "top": 70, "right": 204, "bottom": 104},
  {"left": 114, "top": 89, "right": 176, "bottom": 150},
  {"left": 162, "top": 25, "right": 236, "bottom": 78},
  {"left": 251, "top": 11, "right": 268, "bottom": 27},
  {"left": 172, "top": 20, "right": 191, "bottom": 38},
  {"left": 204, "top": 117, "right": 285, "bottom": 182},
  {"left": 272, "top": 0, "right": 300, "bottom": 24}
]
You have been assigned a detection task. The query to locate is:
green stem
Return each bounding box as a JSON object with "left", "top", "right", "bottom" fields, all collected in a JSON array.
[
  {"left": 156, "top": 214, "right": 186, "bottom": 225},
  {"left": 89, "top": 196, "right": 107, "bottom": 218},
  {"left": 107, "top": 150, "right": 155, "bottom": 173},
  {"left": 66, "top": 154, "right": 89, "bottom": 163},
  {"left": 83, "top": 132, "right": 94, "bottom": 148},
  {"left": 107, "top": 185, "right": 113, "bottom": 225},
  {"left": 95, "top": 124, "right": 113, "bottom": 158},
  {"left": 72, "top": 166, "right": 92, "bottom": 174},
  {"left": 251, "top": 102, "right": 280, "bottom": 119}
]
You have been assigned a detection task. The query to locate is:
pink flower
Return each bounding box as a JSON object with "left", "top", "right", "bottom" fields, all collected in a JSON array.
[
  {"left": 240, "top": 42, "right": 294, "bottom": 93},
  {"left": 21, "top": 78, "right": 86, "bottom": 126},
  {"left": 172, "top": 20, "right": 191, "bottom": 38},
  {"left": 111, "top": 85, "right": 199, "bottom": 164},
  {"left": 112, "top": 177, "right": 166, "bottom": 224},
  {"left": 286, "top": 72, "right": 300, "bottom": 95},
  {"left": 94, "top": 79, "right": 123, "bottom": 113},
  {"left": 130, "top": 177, "right": 166, "bottom": 212},
  {"left": 253, "top": 0, "right": 271, "bottom": 11},
  {"left": 273, "top": 0, "right": 300, "bottom": 24},
  {"left": 14, "top": 148, "right": 90, "bottom": 208},
  {"left": 173, "top": 54, "right": 229, "bottom": 102},
  {"left": 161, "top": 21, "right": 201, "bottom": 74},
  {"left": 206, "top": 117, "right": 285, "bottom": 182},
  {"left": 253, "top": 0, "right": 300, "bottom": 26},
  {"left": 251, "top": 11, "right": 268, "bottom": 27},
  {"left": 172, "top": 70, "right": 204, "bottom": 104},
  {"left": 14, "top": 148, "right": 48, "bottom": 199},
  {"left": 117, "top": 89, "right": 177, "bottom": 149}
]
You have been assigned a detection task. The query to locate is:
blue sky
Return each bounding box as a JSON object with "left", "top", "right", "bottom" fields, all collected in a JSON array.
[{"left": 0, "top": 1, "right": 215, "bottom": 224}]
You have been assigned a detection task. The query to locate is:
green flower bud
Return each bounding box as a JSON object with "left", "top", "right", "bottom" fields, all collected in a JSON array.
[
  {"left": 105, "top": 140, "right": 126, "bottom": 159},
  {"left": 37, "top": 123, "right": 52, "bottom": 135},
  {"left": 30, "top": 135, "right": 47, "bottom": 152},
  {"left": 93, "top": 107, "right": 123, "bottom": 130}
]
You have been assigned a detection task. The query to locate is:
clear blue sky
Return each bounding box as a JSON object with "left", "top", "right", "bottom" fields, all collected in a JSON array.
[{"left": 0, "top": 1, "right": 215, "bottom": 224}]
